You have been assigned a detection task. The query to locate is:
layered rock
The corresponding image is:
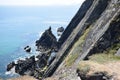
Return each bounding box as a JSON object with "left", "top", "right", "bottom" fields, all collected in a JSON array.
[
  {"left": 58, "top": 0, "right": 94, "bottom": 46},
  {"left": 43, "top": 0, "right": 120, "bottom": 78}
]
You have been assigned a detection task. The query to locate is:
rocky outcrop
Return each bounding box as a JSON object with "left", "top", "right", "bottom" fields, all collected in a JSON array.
[
  {"left": 58, "top": 0, "right": 94, "bottom": 46},
  {"left": 88, "top": 14, "right": 120, "bottom": 56},
  {"left": 36, "top": 27, "right": 58, "bottom": 53},
  {"left": 24, "top": 46, "right": 31, "bottom": 53},
  {"left": 15, "top": 56, "right": 36, "bottom": 75},
  {"left": 57, "top": 27, "right": 64, "bottom": 36},
  {"left": 7, "top": 62, "right": 15, "bottom": 71},
  {"left": 43, "top": 0, "right": 120, "bottom": 78},
  {"left": 7, "top": 27, "right": 58, "bottom": 79},
  {"left": 7, "top": 53, "right": 50, "bottom": 79},
  {"left": 57, "top": 27, "right": 64, "bottom": 33}
]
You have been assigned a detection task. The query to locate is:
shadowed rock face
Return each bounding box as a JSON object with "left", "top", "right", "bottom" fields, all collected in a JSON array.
[
  {"left": 36, "top": 27, "right": 58, "bottom": 53},
  {"left": 7, "top": 54, "right": 50, "bottom": 78},
  {"left": 15, "top": 56, "right": 36, "bottom": 75}
]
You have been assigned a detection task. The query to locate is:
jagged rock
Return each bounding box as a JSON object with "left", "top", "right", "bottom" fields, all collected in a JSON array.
[
  {"left": 7, "top": 53, "right": 52, "bottom": 79},
  {"left": 15, "top": 56, "right": 36, "bottom": 75},
  {"left": 57, "top": 27, "right": 64, "bottom": 36},
  {"left": 57, "top": 27, "right": 64, "bottom": 32},
  {"left": 7, "top": 61, "right": 15, "bottom": 71},
  {"left": 36, "top": 27, "right": 58, "bottom": 53},
  {"left": 24, "top": 46, "right": 31, "bottom": 53},
  {"left": 36, "top": 53, "right": 49, "bottom": 68}
]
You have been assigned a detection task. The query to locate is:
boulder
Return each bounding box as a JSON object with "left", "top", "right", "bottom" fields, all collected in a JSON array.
[
  {"left": 36, "top": 27, "right": 58, "bottom": 53},
  {"left": 24, "top": 46, "right": 31, "bottom": 53},
  {"left": 7, "top": 61, "right": 15, "bottom": 71},
  {"left": 57, "top": 27, "right": 64, "bottom": 36},
  {"left": 57, "top": 27, "right": 64, "bottom": 32},
  {"left": 76, "top": 69, "right": 112, "bottom": 80}
]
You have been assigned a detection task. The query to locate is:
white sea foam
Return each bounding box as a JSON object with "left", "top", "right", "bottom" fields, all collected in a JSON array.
[
  {"left": 5, "top": 66, "right": 17, "bottom": 76},
  {"left": 39, "top": 32, "right": 44, "bottom": 37},
  {"left": 14, "top": 59, "right": 18, "bottom": 64},
  {"left": 35, "top": 57, "right": 39, "bottom": 61}
]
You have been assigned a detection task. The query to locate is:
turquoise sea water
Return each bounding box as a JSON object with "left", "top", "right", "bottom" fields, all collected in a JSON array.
[{"left": 0, "top": 6, "right": 79, "bottom": 78}]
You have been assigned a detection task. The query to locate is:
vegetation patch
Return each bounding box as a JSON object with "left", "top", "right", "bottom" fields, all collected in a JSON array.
[
  {"left": 65, "top": 53, "right": 79, "bottom": 66},
  {"left": 77, "top": 61, "right": 112, "bottom": 76},
  {"left": 65, "top": 27, "right": 91, "bottom": 66},
  {"left": 89, "top": 43, "right": 120, "bottom": 64}
]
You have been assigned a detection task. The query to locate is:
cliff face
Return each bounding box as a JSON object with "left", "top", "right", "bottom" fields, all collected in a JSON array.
[
  {"left": 58, "top": 0, "right": 94, "bottom": 46},
  {"left": 44, "top": 0, "right": 120, "bottom": 79}
]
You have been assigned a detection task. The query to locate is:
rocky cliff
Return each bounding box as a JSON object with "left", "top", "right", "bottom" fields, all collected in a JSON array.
[
  {"left": 43, "top": 0, "right": 120, "bottom": 79},
  {"left": 7, "top": 0, "right": 120, "bottom": 80}
]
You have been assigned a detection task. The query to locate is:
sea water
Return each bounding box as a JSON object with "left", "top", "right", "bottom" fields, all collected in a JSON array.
[{"left": 0, "top": 6, "right": 79, "bottom": 79}]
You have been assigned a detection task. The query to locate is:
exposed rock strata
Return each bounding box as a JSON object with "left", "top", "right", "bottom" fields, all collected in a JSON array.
[{"left": 43, "top": 0, "right": 120, "bottom": 79}]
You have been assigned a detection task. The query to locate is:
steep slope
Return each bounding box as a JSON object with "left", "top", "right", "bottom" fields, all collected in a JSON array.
[
  {"left": 58, "top": 0, "right": 94, "bottom": 46},
  {"left": 43, "top": 0, "right": 120, "bottom": 79}
]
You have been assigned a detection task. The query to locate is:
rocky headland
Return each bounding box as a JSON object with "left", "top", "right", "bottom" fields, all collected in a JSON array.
[
  {"left": 7, "top": 0, "right": 120, "bottom": 80},
  {"left": 7, "top": 27, "right": 58, "bottom": 79}
]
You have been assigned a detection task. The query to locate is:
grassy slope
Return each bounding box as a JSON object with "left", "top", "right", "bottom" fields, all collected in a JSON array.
[{"left": 77, "top": 42, "right": 120, "bottom": 79}]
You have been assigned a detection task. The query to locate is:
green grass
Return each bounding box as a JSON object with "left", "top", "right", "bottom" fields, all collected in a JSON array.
[
  {"left": 89, "top": 53, "right": 120, "bottom": 64},
  {"left": 65, "top": 27, "right": 91, "bottom": 66},
  {"left": 89, "top": 43, "right": 120, "bottom": 64},
  {"left": 77, "top": 63, "right": 90, "bottom": 75},
  {"left": 65, "top": 53, "right": 79, "bottom": 66}
]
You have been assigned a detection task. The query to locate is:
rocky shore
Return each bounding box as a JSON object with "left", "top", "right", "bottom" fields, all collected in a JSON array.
[{"left": 7, "top": 27, "right": 60, "bottom": 79}]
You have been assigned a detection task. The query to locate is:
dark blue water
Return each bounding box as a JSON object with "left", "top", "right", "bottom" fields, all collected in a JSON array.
[{"left": 0, "top": 5, "right": 79, "bottom": 79}]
